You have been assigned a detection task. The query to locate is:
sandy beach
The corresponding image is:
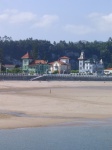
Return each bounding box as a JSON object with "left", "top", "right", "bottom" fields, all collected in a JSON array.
[{"left": 0, "top": 80, "right": 112, "bottom": 129}]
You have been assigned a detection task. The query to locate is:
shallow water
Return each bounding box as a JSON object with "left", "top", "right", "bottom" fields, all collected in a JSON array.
[{"left": 0, "top": 125, "right": 112, "bottom": 150}]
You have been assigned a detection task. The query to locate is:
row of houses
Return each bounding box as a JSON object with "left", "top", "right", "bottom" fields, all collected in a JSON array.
[
  {"left": 21, "top": 52, "right": 71, "bottom": 74},
  {"left": 1, "top": 51, "right": 112, "bottom": 75},
  {"left": 21, "top": 51, "right": 105, "bottom": 75}
]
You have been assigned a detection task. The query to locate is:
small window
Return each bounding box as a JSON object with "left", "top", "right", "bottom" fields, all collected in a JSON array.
[
  {"left": 24, "top": 60, "right": 27, "bottom": 64},
  {"left": 55, "top": 65, "right": 58, "bottom": 69}
]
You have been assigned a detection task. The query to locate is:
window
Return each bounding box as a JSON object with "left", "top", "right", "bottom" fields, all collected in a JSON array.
[
  {"left": 55, "top": 65, "right": 58, "bottom": 70},
  {"left": 24, "top": 60, "right": 27, "bottom": 64}
]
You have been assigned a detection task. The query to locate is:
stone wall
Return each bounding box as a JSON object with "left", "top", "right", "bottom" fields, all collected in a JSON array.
[{"left": 0, "top": 73, "right": 112, "bottom": 81}]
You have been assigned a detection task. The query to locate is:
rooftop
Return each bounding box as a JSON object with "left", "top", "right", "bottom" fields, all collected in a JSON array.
[
  {"left": 21, "top": 52, "right": 32, "bottom": 59},
  {"left": 59, "top": 56, "right": 69, "bottom": 59},
  {"left": 29, "top": 60, "right": 47, "bottom": 66}
]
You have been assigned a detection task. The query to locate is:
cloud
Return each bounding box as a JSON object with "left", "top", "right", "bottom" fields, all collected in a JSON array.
[
  {"left": 89, "top": 12, "right": 112, "bottom": 32},
  {"left": 10, "top": 12, "right": 36, "bottom": 24},
  {"left": 0, "top": 13, "right": 9, "bottom": 21},
  {"left": 64, "top": 12, "right": 112, "bottom": 35},
  {"left": 32, "top": 14, "right": 59, "bottom": 28},
  {"left": 88, "top": 12, "right": 101, "bottom": 18},
  {"left": 0, "top": 9, "right": 36, "bottom": 24},
  {"left": 64, "top": 24, "right": 94, "bottom": 35},
  {"left": 0, "top": 9, "right": 59, "bottom": 30}
]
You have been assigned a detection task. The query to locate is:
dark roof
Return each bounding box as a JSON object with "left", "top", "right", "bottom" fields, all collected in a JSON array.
[{"left": 85, "top": 59, "right": 95, "bottom": 64}]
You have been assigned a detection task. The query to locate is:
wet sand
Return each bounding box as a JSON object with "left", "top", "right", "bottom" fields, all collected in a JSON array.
[{"left": 0, "top": 81, "right": 112, "bottom": 129}]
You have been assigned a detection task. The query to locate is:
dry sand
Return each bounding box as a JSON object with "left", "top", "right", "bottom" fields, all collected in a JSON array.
[{"left": 0, "top": 80, "right": 112, "bottom": 129}]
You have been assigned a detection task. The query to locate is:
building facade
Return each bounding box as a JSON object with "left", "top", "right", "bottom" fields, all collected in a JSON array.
[
  {"left": 104, "top": 68, "right": 112, "bottom": 75},
  {"left": 21, "top": 52, "right": 50, "bottom": 74},
  {"left": 49, "top": 56, "right": 71, "bottom": 74},
  {"left": 78, "top": 52, "right": 104, "bottom": 74}
]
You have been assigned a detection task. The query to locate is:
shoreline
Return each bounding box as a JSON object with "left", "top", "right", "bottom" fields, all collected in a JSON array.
[
  {"left": 0, "top": 81, "right": 112, "bottom": 129},
  {"left": 0, "top": 115, "right": 112, "bottom": 130}
]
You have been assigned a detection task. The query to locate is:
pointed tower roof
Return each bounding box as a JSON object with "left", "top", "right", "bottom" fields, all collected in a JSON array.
[
  {"left": 99, "top": 59, "right": 103, "bottom": 64},
  {"left": 21, "top": 52, "right": 32, "bottom": 59},
  {"left": 78, "top": 51, "right": 85, "bottom": 60}
]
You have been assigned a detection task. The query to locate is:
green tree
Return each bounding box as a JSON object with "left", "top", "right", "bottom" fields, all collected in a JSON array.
[
  {"left": 0, "top": 48, "right": 3, "bottom": 63},
  {"left": 31, "top": 45, "right": 38, "bottom": 60}
]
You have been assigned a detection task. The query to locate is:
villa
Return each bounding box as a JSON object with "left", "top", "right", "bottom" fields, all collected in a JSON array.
[
  {"left": 104, "top": 68, "right": 112, "bottom": 75},
  {"left": 49, "top": 56, "right": 71, "bottom": 74},
  {"left": 78, "top": 51, "right": 104, "bottom": 74},
  {"left": 21, "top": 52, "right": 50, "bottom": 74}
]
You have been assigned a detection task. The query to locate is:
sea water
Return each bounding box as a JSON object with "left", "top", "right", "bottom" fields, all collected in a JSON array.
[{"left": 0, "top": 125, "right": 112, "bottom": 150}]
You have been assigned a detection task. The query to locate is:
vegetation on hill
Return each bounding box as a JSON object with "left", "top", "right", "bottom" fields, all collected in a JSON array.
[{"left": 0, "top": 36, "right": 112, "bottom": 69}]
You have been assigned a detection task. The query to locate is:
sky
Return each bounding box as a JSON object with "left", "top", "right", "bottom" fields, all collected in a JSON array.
[{"left": 1, "top": 0, "right": 112, "bottom": 43}]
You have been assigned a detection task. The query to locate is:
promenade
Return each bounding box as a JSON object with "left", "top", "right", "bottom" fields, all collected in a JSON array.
[{"left": 0, "top": 73, "right": 112, "bottom": 81}]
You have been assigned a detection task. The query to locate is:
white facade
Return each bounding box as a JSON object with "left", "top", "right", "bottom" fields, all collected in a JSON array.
[
  {"left": 59, "top": 58, "right": 69, "bottom": 64},
  {"left": 78, "top": 52, "right": 104, "bottom": 74},
  {"left": 104, "top": 68, "right": 112, "bottom": 75},
  {"left": 78, "top": 52, "right": 85, "bottom": 73},
  {"left": 49, "top": 56, "right": 71, "bottom": 74}
]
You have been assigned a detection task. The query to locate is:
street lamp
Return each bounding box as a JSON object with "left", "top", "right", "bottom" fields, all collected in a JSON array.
[{"left": 6, "top": 68, "right": 8, "bottom": 73}]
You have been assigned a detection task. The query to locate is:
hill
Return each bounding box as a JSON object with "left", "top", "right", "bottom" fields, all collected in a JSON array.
[{"left": 0, "top": 36, "right": 112, "bottom": 69}]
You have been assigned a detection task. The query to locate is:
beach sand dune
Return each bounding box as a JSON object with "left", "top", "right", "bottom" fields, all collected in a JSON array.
[{"left": 0, "top": 81, "right": 112, "bottom": 129}]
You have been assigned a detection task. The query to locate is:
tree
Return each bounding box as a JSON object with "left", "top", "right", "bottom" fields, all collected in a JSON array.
[
  {"left": 0, "top": 48, "right": 3, "bottom": 64},
  {"left": 31, "top": 45, "right": 38, "bottom": 60}
]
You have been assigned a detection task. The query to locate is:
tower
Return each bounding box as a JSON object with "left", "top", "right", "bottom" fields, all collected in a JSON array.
[
  {"left": 21, "top": 52, "right": 32, "bottom": 72},
  {"left": 59, "top": 56, "right": 70, "bottom": 64},
  {"left": 78, "top": 51, "right": 85, "bottom": 73}
]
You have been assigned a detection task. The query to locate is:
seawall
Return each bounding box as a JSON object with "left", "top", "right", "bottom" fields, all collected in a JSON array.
[{"left": 0, "top": 74, "right": 112, "bottom": 81}]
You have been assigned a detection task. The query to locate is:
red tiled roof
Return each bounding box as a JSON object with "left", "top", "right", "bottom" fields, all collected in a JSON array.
[
  {"left": 105, "top": 68, "right": 112, "bottom": 70},
  {"left": 29, "top": 60, "right": 47, "bottom": 66},
  {"left": 4, "top": 64, "right": 15, "bottom": 68},
  {"left": 59, "top": 56, "right": 69, "bottom": 59},
  {"left": 21, "top": 52, "right": 32, "bottom": 59},
  {"left": 49, "top": 61, "right": 67, "bottom": 65},
  {"left": 58, "top": 60, "right": 67, "bottom": 65}
]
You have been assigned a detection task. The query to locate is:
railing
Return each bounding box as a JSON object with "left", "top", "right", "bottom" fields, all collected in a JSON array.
[
  {"left": 43, "top": 74, "right": 112, "bottom": 81},
  {"left": 0, "top": 73, "right": 38, "bottom": 81},
  {"left": 0, "top": 73, "right": 39, "bottom": 76},
  {"left": 0, "top": 73, "right": 112, "bottom": 81}
]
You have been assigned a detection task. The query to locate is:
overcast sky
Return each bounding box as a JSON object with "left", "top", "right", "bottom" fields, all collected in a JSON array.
[{"left": 1, "top": 0, "right": 112, "bottom": 43}]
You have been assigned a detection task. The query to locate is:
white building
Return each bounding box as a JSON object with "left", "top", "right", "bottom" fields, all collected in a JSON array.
[
  {"left": 104, "top": 68, "right": 112, "bottom": 75},
  {"left": 78, "top": 51, "right": 104, "bottom": 74},
  {"left": 49, "top": 56, "right": 71, "bottom": 74}
]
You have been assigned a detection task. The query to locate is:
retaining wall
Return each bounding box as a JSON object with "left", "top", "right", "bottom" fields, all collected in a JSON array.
[
  {"left": 0, "top": 74, "right": 37, "bottom": 81},
  {"left": 0, "top": 73, "right": 112, "bottom": 81},
  {"left": 41, "top": 74, "right": 112, "bottom": 81}
]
